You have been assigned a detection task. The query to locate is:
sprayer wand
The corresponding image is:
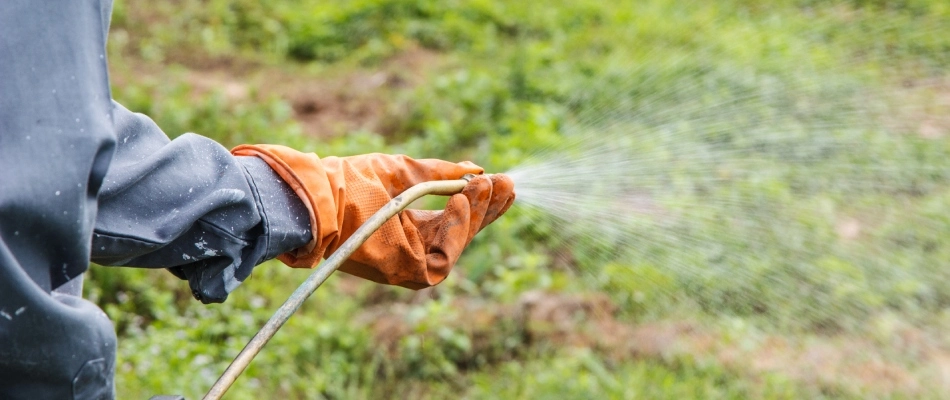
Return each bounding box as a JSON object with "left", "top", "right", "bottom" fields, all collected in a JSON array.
[{"left": 201, "top": 174, "right": 477, "bottom": 400}]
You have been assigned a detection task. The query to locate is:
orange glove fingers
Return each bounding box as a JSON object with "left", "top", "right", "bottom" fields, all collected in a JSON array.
[
  {"left": 374, "top": 156, "right": 484, "bottom": 197},
  {"left": 403, "top": 174, "right": 513, "bottom": 287},
  {"left": 324, "top": 154, "right": 484, "bottom": 197},
  {"left": 416, "top": 196, "right": 472, "bottom": 286},
  {"left": 480, "top": 174, "right": 516, "bottom": 230},
  {"left": 435, "top": 174, "right": 493, "bottom": 252}
]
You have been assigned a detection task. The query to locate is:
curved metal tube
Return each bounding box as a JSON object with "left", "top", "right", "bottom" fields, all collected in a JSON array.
[{"left": 204, "top": 176, "right": 473, "bottom": 400}]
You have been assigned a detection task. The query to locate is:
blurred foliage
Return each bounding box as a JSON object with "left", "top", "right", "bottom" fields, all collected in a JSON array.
[{"left": 93, "top": 0, "right": 950, "bottom": 398}]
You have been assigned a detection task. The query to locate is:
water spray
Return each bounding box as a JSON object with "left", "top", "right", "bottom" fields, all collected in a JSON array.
[{"left": 197, "top": 174, "right": 478, "bottom": 400}]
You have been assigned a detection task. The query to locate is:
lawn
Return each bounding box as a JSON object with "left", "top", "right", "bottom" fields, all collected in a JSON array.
[{"left": 91, "top": 0, "right": 950, "bottom": 398}]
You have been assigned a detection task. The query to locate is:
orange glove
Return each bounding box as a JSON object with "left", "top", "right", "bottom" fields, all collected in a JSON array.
[{"left": 231, "top": 144, "right": 515, "bottom": 289}]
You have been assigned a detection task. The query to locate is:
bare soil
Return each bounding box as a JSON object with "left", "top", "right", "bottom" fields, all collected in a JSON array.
[{"left": 356, "top": 287, "right": 950, "bottom": 397}]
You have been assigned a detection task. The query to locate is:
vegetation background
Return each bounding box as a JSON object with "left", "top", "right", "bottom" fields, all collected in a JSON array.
[{"left": 89, "top": 0, "right": 950, "bottom": 398}]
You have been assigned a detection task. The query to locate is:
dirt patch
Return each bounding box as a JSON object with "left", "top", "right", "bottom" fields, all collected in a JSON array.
[
  {"left": 358, "top": 290, "right": 947, "bottom": 397},
  {"left": 835, "top": 217, "right": 862, "bottom": 240},
  {"left": 284, "top": 48, "right": 443, "bottom": 138},
  {"left": 184, "top": 69, "right": 251, "bottom": 102},
  {"left": 883, "top": 77, "right": 950, "bottom": 139},
  {"left": 113, "top": 46, "right": 445, "bottom": 139},
  {"left": 108, "top": 56, "right": 257, "bottom": 104},
  {"left": 287, "top": 72, "right": 391, "bottom": 138}
]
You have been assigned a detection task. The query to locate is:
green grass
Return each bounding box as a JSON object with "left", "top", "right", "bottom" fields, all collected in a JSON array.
[{"left": 93, "top": 0, "right": 950, "bottom": 398}]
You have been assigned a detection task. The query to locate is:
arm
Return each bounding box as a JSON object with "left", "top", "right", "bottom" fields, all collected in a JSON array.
[{"left": 91, "top": 102, "right": 312, "bottom": 303}]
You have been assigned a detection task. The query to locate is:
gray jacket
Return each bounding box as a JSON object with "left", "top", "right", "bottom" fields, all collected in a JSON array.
[{"left": 0, "top": 1, "right": 311, "bottom": 398}]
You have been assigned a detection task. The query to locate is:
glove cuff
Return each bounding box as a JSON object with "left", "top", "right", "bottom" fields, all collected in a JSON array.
[{"left": 231, "top": 144, "right": 339, "bottom": 268}]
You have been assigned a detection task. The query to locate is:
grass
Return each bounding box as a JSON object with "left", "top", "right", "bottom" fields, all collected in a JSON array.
[{"left": 91, "top": 0, "right": 950, "bottom": 398}]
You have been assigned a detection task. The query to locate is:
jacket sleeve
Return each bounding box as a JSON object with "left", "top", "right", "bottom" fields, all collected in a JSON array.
[{"left": 91, "top": 101, "right": 312, "bottom": 303}]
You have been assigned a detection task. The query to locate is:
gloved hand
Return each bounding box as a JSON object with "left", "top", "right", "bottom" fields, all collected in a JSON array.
[{"left": 231, "top": 144, "right": 515, "bottom": 289}]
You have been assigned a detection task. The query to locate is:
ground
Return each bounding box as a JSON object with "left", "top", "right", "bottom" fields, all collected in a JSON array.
[{"left": 91, "top": 1, "right": 950, "bottom": 398}]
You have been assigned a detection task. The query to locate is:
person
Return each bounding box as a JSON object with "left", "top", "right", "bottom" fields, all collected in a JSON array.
[{"left": 0, "top": 1, "right": 515, "bottom": 398}]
